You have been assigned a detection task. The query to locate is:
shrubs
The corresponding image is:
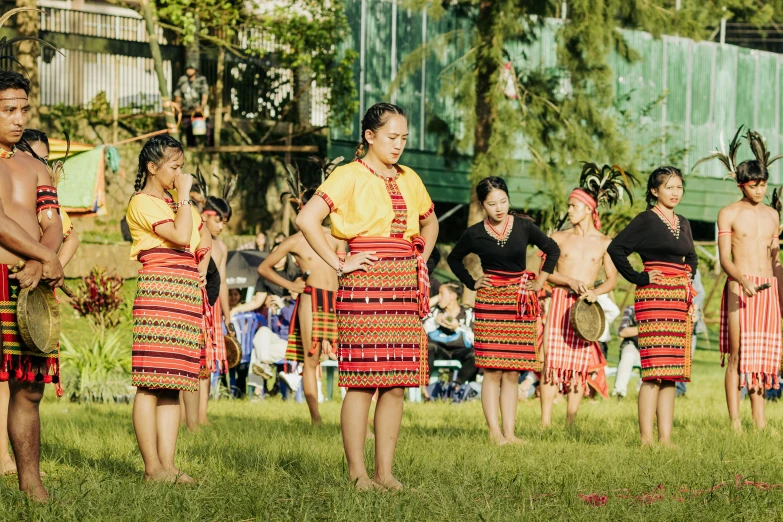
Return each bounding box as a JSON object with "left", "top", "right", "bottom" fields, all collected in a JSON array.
[
  {"left": 59, "top": 331, "right": 132, "bottom": 403},
  {"left": 68, "top": 268, "right": 125, "bottom": 334}
]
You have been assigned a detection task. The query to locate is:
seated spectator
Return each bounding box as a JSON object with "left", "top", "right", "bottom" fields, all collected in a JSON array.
[
  {"left": 612, "top": 305, "right": 640, "bottom": 398},
  {"left": 237, "top": 232, "right": 269, "bottom": 253},
  {"left": 249, "top": 294, "right": 296, "bottom": 382},
  {"left": 424, "top": 282, "right": 478, "bottom": 385},
  {"left": 230, "top": 245, "right": 300, "bottom": 316}
]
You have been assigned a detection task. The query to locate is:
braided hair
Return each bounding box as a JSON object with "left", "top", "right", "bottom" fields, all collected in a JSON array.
[
  {"left": 135, "top": 134, "right": 184, "bottom": 192},
  {"left": 356, "top": 102, "right": 406, "bottom": 159}
]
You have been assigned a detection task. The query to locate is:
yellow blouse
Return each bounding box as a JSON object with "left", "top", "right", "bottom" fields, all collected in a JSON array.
[
  {"left": 61, "top": 209, "right": 73, "bottom": 240},
  {"left": 126, "top": 190, "right": 202, "bottom": 260},
  {"left": 315, "top": 161, "right": 434, "bottom": 241}
]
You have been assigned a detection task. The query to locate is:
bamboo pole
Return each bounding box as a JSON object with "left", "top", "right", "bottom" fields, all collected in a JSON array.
[{"left": 202, "top": 145, "right": 318, "bottom": 153}]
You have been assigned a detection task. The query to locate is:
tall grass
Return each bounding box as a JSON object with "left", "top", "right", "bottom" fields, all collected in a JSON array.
[{"left": 1, "top": 347, "right": 783, "bottom": 520}]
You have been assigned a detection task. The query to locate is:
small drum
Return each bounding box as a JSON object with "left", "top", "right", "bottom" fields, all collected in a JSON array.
[
  {"left": 17, "top": 284, "right": 60, "bottom": 354},
  {"left": 570, "top": 297, "right": 606, "bottom": 342},
  {"left": 225, "top": 335, "right": 241, "bottom": 369}
]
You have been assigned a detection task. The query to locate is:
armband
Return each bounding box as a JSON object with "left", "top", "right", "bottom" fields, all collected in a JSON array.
[{"left": 36, "top": 185, "right": 60, "bottom": 220}]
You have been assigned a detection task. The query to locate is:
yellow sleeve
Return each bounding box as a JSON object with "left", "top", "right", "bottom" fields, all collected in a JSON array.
[
  {"left": 413, "top": 172, "right": 434, "bottom": 220},
  {"left": 61, "top": 210, "right": 73, "bottom": 239},
  {"left": 126, "top": 195, "right": 172, "bottom": 233},
  {"left": 315, "top": 166, "right": 355, "bottom": 212}
]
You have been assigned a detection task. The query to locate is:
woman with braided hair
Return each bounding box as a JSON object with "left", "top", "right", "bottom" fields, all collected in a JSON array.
[
  {"left": 126, "top": 135, "right": 211, "bottom": 482},
  {"left": 608, "top": 166, "right": 698, "bottom": 446},
  {"left": 296, "top": 103, "right": 438, "bottom": 490}
]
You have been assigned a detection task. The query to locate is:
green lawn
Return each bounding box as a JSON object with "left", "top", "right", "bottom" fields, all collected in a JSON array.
[{"left": 1, "top": 345, "right": 783, "bottom": 520}]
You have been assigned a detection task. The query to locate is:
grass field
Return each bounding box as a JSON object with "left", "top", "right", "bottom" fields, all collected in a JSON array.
[{"left": 2, "top": 345, "right": 783, "bottom": 521}]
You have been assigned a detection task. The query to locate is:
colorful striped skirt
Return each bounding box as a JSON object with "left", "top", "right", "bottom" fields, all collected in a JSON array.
[
  {"left": 473, "top": 270, "right": 542, "bottom": 372},
  {"left": 132, "top": 248, "right": 204, "bottom": 391},
  {"left": 0, "top": 265, "right": 61, "bottom": 395},
  {"left": 286, "top": 286, "right": 338, "bottom": 363},
  {"left": 337, "top": 237, "right": 429, "bottom": 388},
  {"left": 719, "top": 275, "right": 782, "bottom": 390},
  {"left": 635, "top": 261, "right": 694, "bottom": 382},
  {"left": 543, "top": 287, "right": 595, "bottom": 388}
]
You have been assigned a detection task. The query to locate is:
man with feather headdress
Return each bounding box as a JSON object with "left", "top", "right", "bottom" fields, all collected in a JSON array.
[
  {"left": 540, "top": 163, "right": 634, "bottom": 428},
  {"left": 701, "top": 128, "right": 783, "bottom": 431},
  {"left": 257, "top": 158, "right": 345, "bottom": 425}
]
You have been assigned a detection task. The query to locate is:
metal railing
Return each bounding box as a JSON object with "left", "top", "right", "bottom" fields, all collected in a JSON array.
[{"left": 39, "top": 6, "right": 168, "bottom": 44}]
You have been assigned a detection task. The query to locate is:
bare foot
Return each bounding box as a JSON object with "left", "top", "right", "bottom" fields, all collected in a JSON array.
[
  {"left": 1, "top": 454, "right": 16, "bottom": 475},
  {"left": 311, "top": 417, "right": 323, "bottom": 427},
  {"left": 659, "top": 441, "right": 679, "bottom": 450},
  {"left": 374, "top": 475, "right": 404, "bottom": 491},
  {"left": 490, "top": 431, "right": 508, "bottom": 446},
  {"left": 25, "top": 483, "right": 48, "bottom": 503},
  {"left": 145, "top": 468, "right": 194, "bottom": 484},
  {"left": 730, "top": 419, "right": 743, "bottom": 433},
  {"left": 198, "top": 419, "right": 211, "bottom": 427},
  {"left": 640, "top": 438, "right": 655, "bottom": 448},
  {"left": 504, "top": 436, "right": 526, "bottom": 445},
  {"left": 352, "top": 474, "right": 383, "bottom": 491}
]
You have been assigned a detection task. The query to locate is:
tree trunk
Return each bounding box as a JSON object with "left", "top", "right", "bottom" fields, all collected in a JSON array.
[
  {"left": 15, "top": 0, "right": 39, "bottom": 129},
  {"left": 210, "top": 46, "right": 225, "bottom": 194},
  {"left": 468, "top": 0, "right": 499, "bottom": 227},
  {"left": 139, "top": 0, "right": 180, "bottom": 141}
]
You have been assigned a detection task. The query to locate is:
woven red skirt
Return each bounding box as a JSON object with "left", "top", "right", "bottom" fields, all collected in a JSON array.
[
  {"left": 473, "top": 270, "right": 542, "bottom": 372},
  {"left": 719, "top": 275, "right": 782, "bottom": 390},
  {"left": 132, "top": 248, "right": 204, "bottom": 391},
  {"left": 336, "top": 237, "right": 429, "bottom": 388},
  {"left": 635, "top": 261, "right": 694, "bottom": 382},
  {"left": 543, "top": 287, "right": 595, "bottom": 388}
]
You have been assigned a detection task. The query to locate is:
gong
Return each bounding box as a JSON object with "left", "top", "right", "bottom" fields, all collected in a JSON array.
[
  {"left": 225, "top": 335, "right": 241, "bottom": 369},
  {"left": 570, "top": 298, "right": 606, "bottom": 342},
  {"left": 17, "top": 284, "right": 60, "bottom": 354}
]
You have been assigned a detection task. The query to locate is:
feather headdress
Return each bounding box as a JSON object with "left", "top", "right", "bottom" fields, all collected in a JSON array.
[
  {"left": 746, "top": 129, "right": 783, "bottom": 170},
  {"left": 691, "top": 126, "right": 744, "bottom": 179},
  {"left": 221, "top": 172, "right": 237, "bottom": 202},
  {"left": 192, "top": 165, "right": 209, "bottom": 199},
  {"left": 310, "top": 155, "right": 344, "bottom": 183},
  {"left": 577, "top": 162, "right": 638, "bottom": 208},
  {"left": 280, "top": 163, "right": 306, "bottom": 209}
]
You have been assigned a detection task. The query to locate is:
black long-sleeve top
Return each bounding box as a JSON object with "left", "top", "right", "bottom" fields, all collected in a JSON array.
[
  {"left": 607, "top": 209, "right": 698, "bottom": 287},
  {"left": 447, "top": 216, "right": 560, "bottom": 290}
]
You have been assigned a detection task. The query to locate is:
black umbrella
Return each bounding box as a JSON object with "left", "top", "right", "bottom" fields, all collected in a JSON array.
[{"left": 225, "top": 250, "right": 267, "bottom": 289}]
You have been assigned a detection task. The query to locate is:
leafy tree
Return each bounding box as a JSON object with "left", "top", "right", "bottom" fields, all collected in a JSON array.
[{"left": 395, "top": 0, "right": 776, "bottom": 228}]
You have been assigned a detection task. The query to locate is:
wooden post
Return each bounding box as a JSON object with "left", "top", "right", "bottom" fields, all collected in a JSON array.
[
  {"left": 139, "top": 0, "right": 179, "bottom": 141},
  {"left": 112, "top": 55, "right": 119, "bottom": 144},
  {"left": 15, "top": 0, "right": 40, "bottom": 128},
  {"left": 281, "top": 123, "right": 293, "bottom": 236},
  {"left": 210, "top": 47, "right": 225, "bottom": 183}
]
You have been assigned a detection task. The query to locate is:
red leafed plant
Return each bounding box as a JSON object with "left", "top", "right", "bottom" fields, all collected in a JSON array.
[{"left": 68, "top": 268, "right": 125, "bottom": 334}]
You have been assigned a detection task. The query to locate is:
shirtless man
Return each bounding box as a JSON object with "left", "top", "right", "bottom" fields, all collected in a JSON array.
[
  {"left": 717, "top": 159, "right": 782, "bottom": 431},
  {"left": 181, "top": 195, "right": 232, "bottom": 429},
  {"left": 0, "top": 71, "right": 65, "bottom": 501},
  {"left": 258, "top": 189, "right": 343, "bottom": 425},
  {"left": 540, "top": 183, "right": 619, "bottom": 427}
]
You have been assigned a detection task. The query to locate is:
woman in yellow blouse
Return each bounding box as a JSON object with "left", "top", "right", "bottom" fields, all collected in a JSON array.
[
  {"left": 297, "top": 103, "right": 439, "bottom": 491},
  {"left": 126, "top": 135, "right": 211, "bottom": 483},
  {"left": 17, "top": 130, "right": 80, "bottom": 267}
]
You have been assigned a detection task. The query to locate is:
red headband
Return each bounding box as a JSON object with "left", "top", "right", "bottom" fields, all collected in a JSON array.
[
  {"left": 202, "top": 210, "right": 218, "bottom": 216},
  {"left": 569, "top": 189, "right": 601, "bottom": 230}
]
